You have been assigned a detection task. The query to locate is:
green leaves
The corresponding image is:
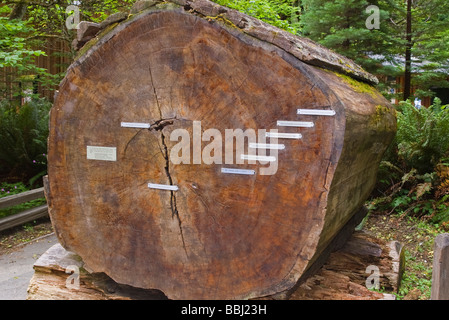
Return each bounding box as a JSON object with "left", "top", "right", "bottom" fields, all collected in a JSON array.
[
  {"left": 0, "top": 16, "right": 47, "bottom": 75},
  {"left": 0, "top": 99, "right": 51, "bottom": 182},
  {"left": 396, "top": 99, "right": 449, "bottom": 173},
  {"left": 214, "top": 0, "right": 301, "bottom": 34}
]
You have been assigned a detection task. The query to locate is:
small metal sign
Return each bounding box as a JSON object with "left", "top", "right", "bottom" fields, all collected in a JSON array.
[
  {"left": 277, "top": 120, "right": 314, "bottom": 128},
  {"left": 297, "top": 109, "right": 336, "bottom": 116},
  {"left": 265, "top": 132, "right": 302, "bottom": 139},
  {"left": 148, "top": 183, "right": 179, "bottom": 191},
  {"left": 241, "top": 154, "right": 277, "bottom": 162},
  {"left": 221, "top": 168, "right": 256, "bottom": 175},
  {"left": 249, "top": 143, "right": 285, "bottom": 150},
  {"left": 86, "top": 146, "right": 117, "bottom": 162},
  {"left": 121, "top": 122, "right": 151, "bottom": 129}
]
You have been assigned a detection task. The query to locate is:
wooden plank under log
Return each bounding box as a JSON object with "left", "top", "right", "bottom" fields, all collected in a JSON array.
[{"left": 45, "top": 0, "right": 397, "bottom": 299}]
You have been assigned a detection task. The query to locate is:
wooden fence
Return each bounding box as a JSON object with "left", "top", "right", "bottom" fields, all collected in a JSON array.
[
  {"left": 0, "top": 38, "right": 72, "bottom": 103},
  {"left": 0, "top": 187, "right": 48, "bottom": 232}
]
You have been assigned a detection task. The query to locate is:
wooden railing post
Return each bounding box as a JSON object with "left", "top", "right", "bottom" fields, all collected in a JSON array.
[
  {"left": 431, "top": 233, "right": 449, "bottom": 300},
  {"left": 0, "top": 187, "right": 48, "bottom": 232}
]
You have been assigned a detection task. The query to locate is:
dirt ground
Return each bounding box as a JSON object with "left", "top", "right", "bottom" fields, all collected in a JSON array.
[
  {"left": 364, "top": 211, "right": 438, "bottom": 299},
  {"left": 0, "top": 217, "right": 54, "bottom": 255}
]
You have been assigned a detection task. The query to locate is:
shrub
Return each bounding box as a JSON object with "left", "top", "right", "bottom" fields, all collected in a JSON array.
[
  {"left": 396, "top": 98, "right": 449, "bottom": 174},
  {"left": 371, "top": 98, "right": 449, "bottom": 223},
  {"left": 213, "top": 0, "right": 301, "bottom": 34},
  {"left": 0, "top": 98, "right": 50, "bottom": 185}
]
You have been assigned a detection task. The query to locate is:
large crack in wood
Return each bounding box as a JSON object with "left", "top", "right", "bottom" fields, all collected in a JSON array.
[
  {"left": 159, "top": 129, "right": 188, "bottom": 257},
  {"left": 148, "top": 65, "right": 187, "bottom": 256}
]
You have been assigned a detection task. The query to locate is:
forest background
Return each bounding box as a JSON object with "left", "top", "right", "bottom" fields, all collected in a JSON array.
[{"left": 1, "top": 0, "right": 449, "bottom": 299}]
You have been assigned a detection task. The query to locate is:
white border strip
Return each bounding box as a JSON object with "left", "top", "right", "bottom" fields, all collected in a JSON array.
[
  {"left": 121, "top": 122, "right": 151, "bottom": 129},
  {"left": 266, "top": 132, "right": 302, "bottom": 139},
  {"left": 241, "top": 154, "right": 277, "bottom": 162},
  {"left": 221, "top": 168, "right": 256, "bottom": 175},
  {"left": 277, "top": 120, "right": 314, "bottom": 128},
  {"left": 148, "top": 183, "right": 178, "bottom": 191},
  {"left": 297, "top": 109, "right": 336, "bottom": 116},
  {"left": 249, "top": 143, "right": 285, "bottom": 150}
]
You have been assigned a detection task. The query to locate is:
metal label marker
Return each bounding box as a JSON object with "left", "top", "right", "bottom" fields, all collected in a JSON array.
[
  {"left": 266, "top": 132, "right": 302, "bottom": 139},
  {"left": 86, "top": 146, "right": 117, "bottom": 161},
  {"left": 241, "top": 154, "right": 277, "bottom": 162},
  {"left": 277, "top": 120, "right": 314, "bottom": 128},
  {"left": 221, "top": 168, "right": 256, "bottom": 175},
  {"left": 121, "top": 122, "right": 151, "bottom": 129},
  {"left": 249, "top": 143, "right": 285, "bottom": 150},
  {"left": 148, "top": 183, "right": 179, "bottom": 191},
  {"left": 297, "top": 109, "right": 336, "bottom": 116}
]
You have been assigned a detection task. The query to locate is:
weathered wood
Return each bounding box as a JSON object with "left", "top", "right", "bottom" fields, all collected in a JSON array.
[
  {"left": 0, "top": 205, "right": 48, "bottom": 232},
  {"left": 431, "top": 233, "right": 449, "bottom": 300},
  {"left": 46, "top": 0, "right": 396, "bottom": 299},
  {"left": 0, "top": 187, "right": 47, "bottom": 232},
  {"left": 72, "top": 22, "right": 101, "bottom": 51},
  {"left": 27, "top": 243, "right": 167, "bottom": 300},
  {"left": 0, "top": 187, "right": 44, "bottom": 209},
  {"left": 290, "top": 231, "right": 403, "bottom": 300}
]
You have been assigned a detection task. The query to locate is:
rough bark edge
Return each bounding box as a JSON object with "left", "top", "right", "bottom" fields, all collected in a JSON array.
[{"left": 71, "top": 0, "right": 378, "bottom": 85}]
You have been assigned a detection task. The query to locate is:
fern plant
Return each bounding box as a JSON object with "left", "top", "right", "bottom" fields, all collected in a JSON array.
[
  {"left": 0, "top": 98, "right": 51, "bottom": 185},
  {"left": 371, "top": 98, "right": 449, "bottom": 222},
  {"left": 396, "top": 98, "right": 449, "bottom": 174}
]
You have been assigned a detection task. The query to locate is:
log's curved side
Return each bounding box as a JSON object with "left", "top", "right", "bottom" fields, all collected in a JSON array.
[
  {"left": 303, "top": 67, "right": 397, "bottom": 276},
  {"left": 47, "top": 5, "right": 396, "bottom": 300}
]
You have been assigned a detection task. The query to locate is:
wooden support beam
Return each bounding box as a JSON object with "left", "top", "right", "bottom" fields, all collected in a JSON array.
[
  {"left": 431, "top": 233, "right": 449, "bottom": 300},
  {"left": 0, "top": 205, "right": 48, "bottom": 232},
  {"left": 0, "top": 187, "right": 45, "bottom": 210}
]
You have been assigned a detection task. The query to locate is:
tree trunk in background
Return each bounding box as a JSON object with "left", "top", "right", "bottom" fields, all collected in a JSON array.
[
  {"left": 9, "top": 1, "right": 28, "bottom": 20},
  {"left": 403, "top": 0, "right": 412, "bottom": 101}
]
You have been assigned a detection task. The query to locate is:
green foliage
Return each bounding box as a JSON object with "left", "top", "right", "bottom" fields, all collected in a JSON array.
[
  {"left": 0, "top": 5, "right": 62, "bottom": 98},
  {"left": 398, "top": 248, "right": 433, "bottom": 299},
  {"left": 213, "top": 0, "right": 301, "bottom": 34},
  {"left": 0, "top": 98, "right": 51, "bottom": 184},
  {"left": 78, "top": 0, "right": 136, "bottom": 22},
  {"left": 396, "top": 99, "right": 449, "bottom": 173},
  {"left": 301, "top": 0, "right": 449, "bottom": 98},
  {"left": 0, "top": 16, "right": 46, "bottom": 70},
  {"left": 371, "top": 99, "right": 449, "bottom": 228},
  {"left": 301, "top": 0, "right": 395, "bottom": 74}
]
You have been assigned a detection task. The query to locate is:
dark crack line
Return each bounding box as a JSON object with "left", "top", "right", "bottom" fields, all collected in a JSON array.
[
  {"left": 149, "top": 65, "right": 163, "bottom": 118},
  {"left": 148, "top": 65, "right": 187, "bottom": 256},
  {"left": 150, "top": 118, "right": 176, "bottom": 131},
  {"left": 160, "top": 130, "right": 188, "bottom": 257},
  {"left": 124, "top": 128, "right": 145, "bottom": 155}
]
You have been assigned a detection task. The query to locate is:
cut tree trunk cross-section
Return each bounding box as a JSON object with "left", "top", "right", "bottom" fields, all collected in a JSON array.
[{"left": 46, "top": 0, "right": 397, "bottom": 299}]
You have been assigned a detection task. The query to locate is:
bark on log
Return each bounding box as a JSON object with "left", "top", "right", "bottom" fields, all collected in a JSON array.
[
  {"left": 290, "top": 231, "right": 404, "bottom": 300},
  {"left": 46, "top": 0, "right": 397, "bottom": 299}
]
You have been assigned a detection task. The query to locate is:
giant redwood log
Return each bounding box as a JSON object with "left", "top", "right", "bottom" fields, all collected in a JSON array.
[{"left": 46, "top": 0, "right": 397, "bottom": 299}]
